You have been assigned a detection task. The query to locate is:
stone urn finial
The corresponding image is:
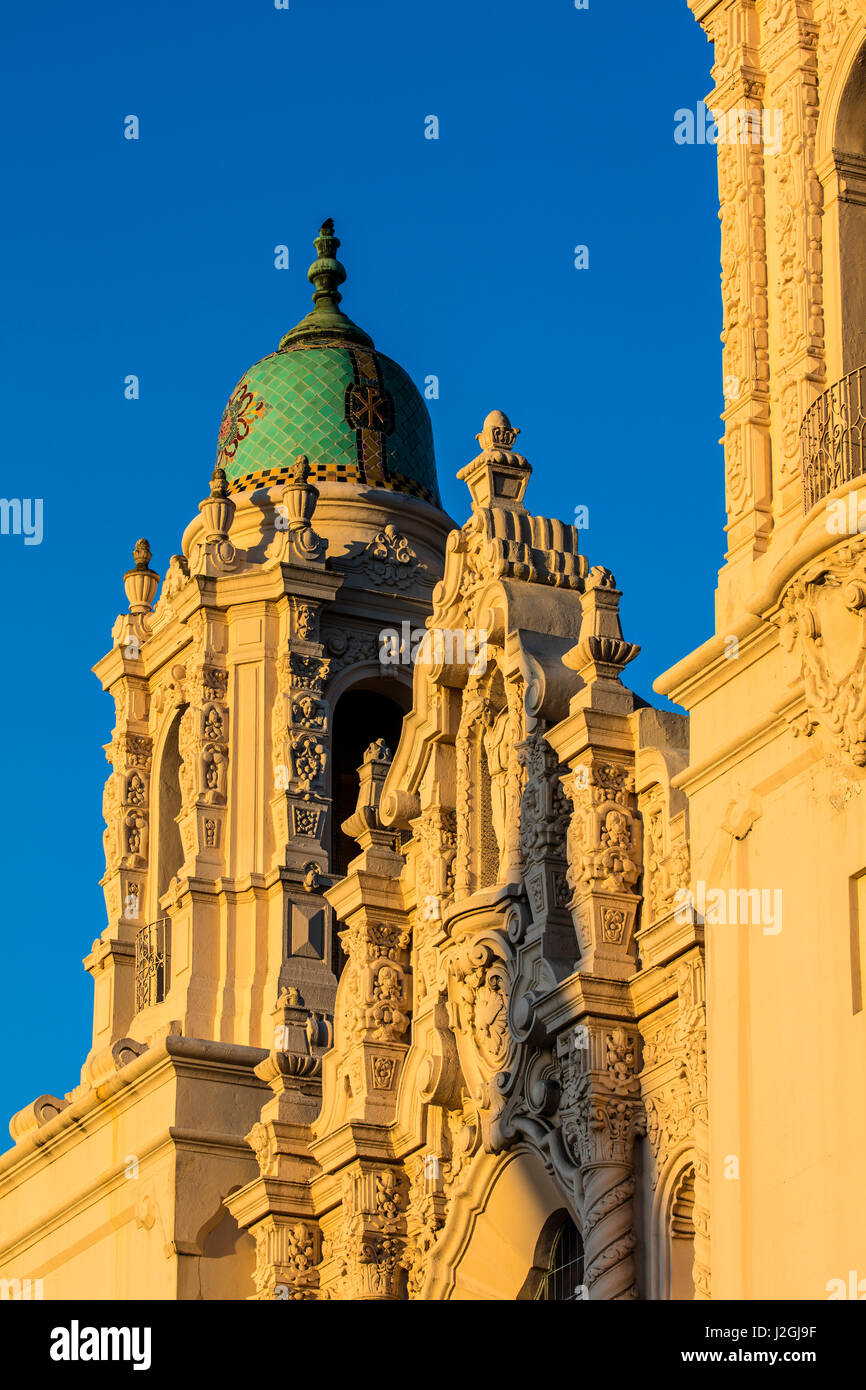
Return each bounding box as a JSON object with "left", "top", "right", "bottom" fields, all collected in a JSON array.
[
  {"left": 458, "top": 410, "right": 531, "bottom": 512},
  {"left": 133, "top": 538, "right": 151, "bottom": 569},
  {"left": 199, "top": 464, "right": 235, "bottom": 542},
  {"left": 210, "top": 463, "right": 229, "bottom": 499},
  {"left": 123, "top": 538, "right": 159, "bottom": 612},
  {"left": 562, "top": 567, "right": 640, "bottom": 712},
  {"left": 280, "top": 455, "right": 319, "bottom": 529},
  {"left": 476, "top": 409, "right": 520, "bottom": 453},
  {"left": 289, "top": 453, "right": 312, "bottom": 486},
  {"left": 268, "top": 455, "right": 327, "bottom": 566}
]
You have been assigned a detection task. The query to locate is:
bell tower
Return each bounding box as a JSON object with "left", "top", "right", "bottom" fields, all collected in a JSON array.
[
  {"left": 86, "top": 222, "right": 453, "bottom": 1064},
  {"left": 655, "top": 2, "right": 866, "bottom": 1298}
]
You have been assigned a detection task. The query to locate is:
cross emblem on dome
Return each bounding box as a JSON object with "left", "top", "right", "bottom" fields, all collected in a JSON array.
[{"left": 345, "top": 380, "right": 393, "bottom": 433}]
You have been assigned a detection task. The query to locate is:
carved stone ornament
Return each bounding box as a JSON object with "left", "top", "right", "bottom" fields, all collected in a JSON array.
[
  {"left": 446, "top": 932, "right": 517, "bottom": 1150},
  {"left": 338, "top": 525, "right": 434, "bottom": 590},
  {"left": 775, "top": 540, "right": 866, "bottom": 765}
]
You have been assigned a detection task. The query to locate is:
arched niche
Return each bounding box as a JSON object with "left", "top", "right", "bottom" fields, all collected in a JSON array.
[
  {"left": 153, "top": 705, "right": 186, "bottom": 913},
  {"left": 454, "top": 659, "right": 515, "bottom": 896},
  {"left": 425, "top": 1145, "right": 576, "bottom": 1301},
  {"left": 193, "top": 1199, "right": 256, "bottom": 1301},
  {"left": 668, "top": 1165, "right": 696, "bottom": 1300},
  {"left": 651, "top": 1151, "right": 696, "bottom": 1300}
]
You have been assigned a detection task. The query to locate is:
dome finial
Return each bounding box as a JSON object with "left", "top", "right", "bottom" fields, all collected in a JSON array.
[
  {"left": 279, "top": 220, "right": 373, "bottom": 349},
  {"left": 308, "top": 218, "right": 346, "bottom": 313}
]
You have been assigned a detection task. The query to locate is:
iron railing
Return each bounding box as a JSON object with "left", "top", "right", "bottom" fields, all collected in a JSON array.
[
  {"left": 134, "top": 917, "right": 170, "bottom": 1013},
  {"left": 801, "top": 364, "right": 866, "bottom": 513}
]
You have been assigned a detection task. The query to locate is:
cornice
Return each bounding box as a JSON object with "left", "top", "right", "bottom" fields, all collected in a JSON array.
[
  {"left": 659, "top": 480, "right": 866, "bottom": 712},
  {"left": 535, "top": 969, "right": 634, "bottom": 1036},
  {"left": 0, "top": 1035, "right": 267, "bottom": 1187},
  {"left": 653, "top": 610, "right": 766, "bottom": 709},
  {"left": 670, "top": 708, "right": 784, "bottom": 795},
  {"left": 308, "top": 1120, "right": 401, "bottom": 1174}
]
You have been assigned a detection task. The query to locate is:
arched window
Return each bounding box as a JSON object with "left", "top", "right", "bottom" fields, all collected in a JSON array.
[
  {"left": 833, "top": 40, "right": 866, "bottom": 374},
  {"left": 525, "top": 1213, "right": 585, "bottom": 1301}
]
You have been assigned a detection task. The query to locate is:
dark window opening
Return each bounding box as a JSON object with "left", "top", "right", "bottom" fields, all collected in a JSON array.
[
  {"left": 330, "top": 688, "right": 407, "bottom": 876},
  {"left": 534, "top": 1218, "right": 585, "bottom": 1302},
  {"left": 329, "top": 684, "right": 408, "bottom": 978}
]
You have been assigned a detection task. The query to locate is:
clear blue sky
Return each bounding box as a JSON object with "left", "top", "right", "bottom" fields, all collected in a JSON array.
[{"left": 0, "top": 0, "right": 719, "bottom": 1123}]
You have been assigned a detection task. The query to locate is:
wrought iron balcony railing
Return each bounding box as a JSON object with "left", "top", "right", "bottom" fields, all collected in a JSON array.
[
  {"left": 134, "top": 917, "right": 170, "bottom": 1013},
  {"left": 801, "top": 364, "right": 866, "bottom": 513}
]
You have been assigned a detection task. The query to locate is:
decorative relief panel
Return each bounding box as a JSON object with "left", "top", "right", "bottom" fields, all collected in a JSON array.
[{"left": 775, "top": 539, "right": 866, "bottom": 764}]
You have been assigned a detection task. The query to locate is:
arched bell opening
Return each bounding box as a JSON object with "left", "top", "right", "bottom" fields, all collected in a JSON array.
[{"left": 328, "top": 678, "right": 410, "bottom": 978}]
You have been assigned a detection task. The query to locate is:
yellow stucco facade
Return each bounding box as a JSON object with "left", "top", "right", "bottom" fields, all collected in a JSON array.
[{"left": 1, "top": 2, "right": 866, "bottom": 1301}]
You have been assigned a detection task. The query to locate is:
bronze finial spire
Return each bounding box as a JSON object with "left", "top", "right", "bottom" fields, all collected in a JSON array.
[
  {"left": 279, "top": 220, "right": 373, "bottom": 349},
  {"left": 308, "top": 219, "right": 346, "bottom": 313}
]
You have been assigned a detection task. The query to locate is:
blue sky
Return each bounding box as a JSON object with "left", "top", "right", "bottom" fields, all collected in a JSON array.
[{"left": 0, "top": 0, "right": 719, "bottom": 1123}]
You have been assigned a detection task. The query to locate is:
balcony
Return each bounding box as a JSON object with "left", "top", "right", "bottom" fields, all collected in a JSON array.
[
  {"left": 801, "top": 365, "right": 866, "bottom": 513},
  {"left": 134, "top": 917, "right": 170, "bottom": 1012}
]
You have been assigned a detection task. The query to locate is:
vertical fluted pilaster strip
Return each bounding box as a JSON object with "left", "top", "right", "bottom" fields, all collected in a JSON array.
[{"left": 692, "top": 1112, "right": 711, "bottom": 1299}]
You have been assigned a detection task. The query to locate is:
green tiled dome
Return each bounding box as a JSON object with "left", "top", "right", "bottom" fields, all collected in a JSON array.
[{"left": 215, "top": 222, "right": 441, "bottom": 508}]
